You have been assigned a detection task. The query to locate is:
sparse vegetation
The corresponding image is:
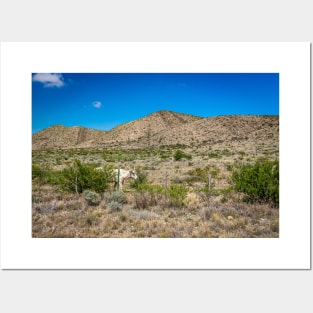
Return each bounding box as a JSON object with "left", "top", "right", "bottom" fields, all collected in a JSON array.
[
  {"left": 32, "top": 184, "right": 279, "bottom": 238},
  {"left": 32, "top": 113, "right": 279, "bottom": 238}
]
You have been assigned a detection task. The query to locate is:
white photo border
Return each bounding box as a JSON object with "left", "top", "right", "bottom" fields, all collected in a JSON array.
[{"left": 0, "top": 42, "right": 310, "bottom": 269}]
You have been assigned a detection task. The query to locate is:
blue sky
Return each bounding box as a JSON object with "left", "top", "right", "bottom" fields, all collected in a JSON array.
[{"left": 32, "top": 73, "right": 279, "bottom": 134}]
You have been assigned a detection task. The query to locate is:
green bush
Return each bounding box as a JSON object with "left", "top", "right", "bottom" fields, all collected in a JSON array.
[
  {"left": 231, "top": 159, "right": 279, "bottom": 206},
  {"left": 174, "top": 149, "right": 184, "bottom": 161},
  {"left": 174, "top": 149, "right": 192, "bottom": 161},
  {"left": 60, "top": 159, "right": 114, "bottom": 193}
]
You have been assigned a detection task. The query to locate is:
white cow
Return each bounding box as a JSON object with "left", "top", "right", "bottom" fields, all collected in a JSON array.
[
  {"left": 95, "top": 167, "right": 137, "bottom": 190},
  {"left": 114, "top": 168, "right": 138, "bottom": 190}
]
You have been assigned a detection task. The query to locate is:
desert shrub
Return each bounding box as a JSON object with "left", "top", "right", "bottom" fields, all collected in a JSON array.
[
  {"left": 103, "top": 191, "right": 127, "bottom": 204},
  {"left": 171, "top": 175, "right": 185, "bottom": 184},
  {"left": 119, "top": 212, "right": 129, "bottom": 222},
  {"left": 174, "top": 149, "right": 184, "bottom": 161},
  {"left": 231, "top": 159, "right": 279, "bottom": 206},
  {"left": 32, "top": 163, "right": 52, "bottom": 184},
  {"left": 46, "top": 170, "right": 66, "bottom": 186},
  {"left": 82, "top": 210, "right": 102, "bottom": 226},
  {"left": 184, "top": 192, "right": 202, "bottom": 210},
  {"left": 221, "top": 149, "right": 232, "bottom": 156},
  {"left": 210, "top": 168, "right": 220, "bottom": 178},
  {"left": 201, "top": 207, "right": 214, "bottom": 220},
  {"left": 225, "top": 163, "right": 233, "bottom": 172},
  {"left": 133, "top": 183, "right": 165, "bottom": 209},
  {"left": 107, "top": 200, "right": 123, "bottom": 212},
  {"left": 32, "top": 163, "right": 44, "bottom": 180},
  {"left": 32, "top": 163, "right": 68, "bottom": 187},
  {"left": 83, "top": 190, "right": 101, "bottom": 206},
  {"left": 32, "top": 196, "right": 43, "bottom": 203},
  {"left": 133, "top": 182, "right": 188, "bottom": 209},
  {"left": 271, "top": 219, "right": 279, "bottom": 233},
  {"left": 174, "top": 149, "right": 192, "bottom": 161},
  {"left": 220, "top": 196, "right": 228, "bottom": 203},
  {"left": 159, "top": 150, "right": 171, "bottom": 159},
  {"left": 59, "top": 159, "right": 114, "bottom": 193},
  {"left": 139, "top": 183, "right": 188, "bottom": 208},
  {"left": 165, "top": 184, "right": 188, "bottom": 208},
  {"left": 208, "top": 151, "right": 221, "bottom": 158},
  {"left": 186, "top": 165, "right": 211, "bottom": 183},
  {"left": 134, "top": 191, "right": 158, "bottom": 209}
]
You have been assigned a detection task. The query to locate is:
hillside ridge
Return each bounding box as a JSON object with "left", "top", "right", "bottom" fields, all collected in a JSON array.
[{"left": 32, "top": 110, "right": 278, "bottom": 150}]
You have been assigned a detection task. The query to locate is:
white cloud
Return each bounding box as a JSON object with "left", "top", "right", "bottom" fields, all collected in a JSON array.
[
  {"left": 32, "top": 73, "right": 65, "bottom": 88},
  {"left": 92, "top": 101, "right": 102, "bottom": 109}
]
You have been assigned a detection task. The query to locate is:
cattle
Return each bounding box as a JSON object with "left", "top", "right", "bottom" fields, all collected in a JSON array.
[{"left": 95, "top": 167, "right": 138, "bottom": 191}]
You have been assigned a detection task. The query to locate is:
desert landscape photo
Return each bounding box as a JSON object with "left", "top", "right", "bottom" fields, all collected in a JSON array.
[{"left": 32, "top": 73, "right": 279, "bottom": 238}]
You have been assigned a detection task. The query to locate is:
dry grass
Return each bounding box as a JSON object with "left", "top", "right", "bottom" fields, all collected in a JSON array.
[{"left": 32, "top": 184, "right": 279, "bottom": 238}]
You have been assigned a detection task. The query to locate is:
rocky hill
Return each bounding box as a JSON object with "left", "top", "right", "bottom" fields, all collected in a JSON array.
[
  {"left": 32, "top": 110, "right": 278, "bottom": 150},
  {"left": 150, "top": 114, "right": 278, "bottom": 147},
  {"left": 92, "top": 110, "right": 203, "bottom": 147},
  {"left": 32, "top": 125, "right": 107, "bottom": 150}
]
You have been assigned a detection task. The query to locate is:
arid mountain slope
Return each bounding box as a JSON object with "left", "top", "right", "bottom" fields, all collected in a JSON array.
[
  {"left": 92, "top": 110, "right": 203, "bottom": 146},
  {"left": 32, "top": 125, "right": 107, "bottom": 150},
  {"left": 150, "top": 115, "right": 278, "bottom": 147},
  {"left": 32, "top": 111, "right": 278, "bottom": 150},
  {"left": 32, "top": 110, "right": 202, "bottom": 150}
]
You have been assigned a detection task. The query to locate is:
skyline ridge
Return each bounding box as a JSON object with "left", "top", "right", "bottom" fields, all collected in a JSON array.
[
  {"left": 32, "top": 111, "right": 279, "bottom": 150},
  {"left": 33, "top": 109, "right": 279, "bottom": 135}
]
